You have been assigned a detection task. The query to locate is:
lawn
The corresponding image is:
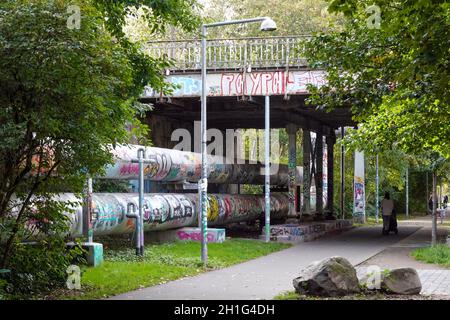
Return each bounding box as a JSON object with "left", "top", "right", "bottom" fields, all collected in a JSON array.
[
  {"left": 352, "top": 213, "right": 426, "bottom": 227},
  {"left": 411, "top": 244, "right": 450, "bottom": 268},
  {"left": 61, "top": 239, "right": 291, "bottom": 300}
]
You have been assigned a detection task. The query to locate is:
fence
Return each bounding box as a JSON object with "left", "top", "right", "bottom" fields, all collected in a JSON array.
[{"left": 143, "top": 36, "right": 310, "bottom": 71}]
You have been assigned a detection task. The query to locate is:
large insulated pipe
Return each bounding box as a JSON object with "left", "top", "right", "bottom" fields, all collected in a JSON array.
[
  {"left": 103, "top": 145, "right": 299, "bottom": 185},
  {"left": 60, "top": 193, "right": 289, "bottom": 238}
]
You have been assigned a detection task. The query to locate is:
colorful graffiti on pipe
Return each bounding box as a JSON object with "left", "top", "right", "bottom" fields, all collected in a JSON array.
[
  {"left": 103, "top": 145, "right": 293, "bottom": 185},
  {"left": 62, "top": 193, "right": 289, "bottom": 237}
]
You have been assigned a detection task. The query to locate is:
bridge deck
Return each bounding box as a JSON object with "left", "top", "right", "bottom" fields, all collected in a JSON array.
[{"left": 141, "top": 36, "right": 355, "bottom": 134}]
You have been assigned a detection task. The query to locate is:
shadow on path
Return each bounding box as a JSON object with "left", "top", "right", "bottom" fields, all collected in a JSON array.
[{"left": 109, "top": 225, "right": 421, "bottom": 300}]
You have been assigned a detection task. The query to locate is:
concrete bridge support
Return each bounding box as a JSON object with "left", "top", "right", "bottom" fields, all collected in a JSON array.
[
  {"left": 286, "top": 124, "right": 298, "bottom": 221},
  {"left": 302, "top": 129, "right": 312, "bottom": 220},
  {"left": 326, "top": 134, "right": 336, "bottom": 220},
  {"left": 314, "top": 133, "right": 324, "bottom": 220}
]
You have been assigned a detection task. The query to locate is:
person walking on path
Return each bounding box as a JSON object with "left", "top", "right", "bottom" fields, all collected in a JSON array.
[
  {"left": 381, "top": 192, "right": 395, "bottom": 235},
  {"left": 443, "top": 195, "right": 448, "bottom": 209},
  {"left": 428, "top": 195, "right": 433, "bottom": 215}
]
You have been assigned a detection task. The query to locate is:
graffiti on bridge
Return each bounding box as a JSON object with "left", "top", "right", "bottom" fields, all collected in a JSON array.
[{"left": 143, "top": 71, "right": 327, "bottom": 98}]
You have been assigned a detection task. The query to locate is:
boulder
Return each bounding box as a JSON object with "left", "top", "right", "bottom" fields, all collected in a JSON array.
[
  {"left": 292, "top": 256, "right": 360, "bottom": 296},
  {"left": 381, "top": 268, "right": 422, "bottom": 295}
]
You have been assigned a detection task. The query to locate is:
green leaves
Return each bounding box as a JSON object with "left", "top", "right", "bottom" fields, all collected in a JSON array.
[
  {"left": 303, "top": 0, "right": 450, "bottom": 159},
  {"left": 0, "top": 0, "right": 199, "bottom": 295}
]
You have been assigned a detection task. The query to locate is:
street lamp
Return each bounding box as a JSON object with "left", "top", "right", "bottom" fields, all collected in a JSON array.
[{"left": 200, "top": 17, "right": 277, "bottom": 265}]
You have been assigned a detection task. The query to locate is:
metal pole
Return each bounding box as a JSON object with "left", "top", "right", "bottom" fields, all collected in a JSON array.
[
  {"left": 438, "top": 179, "right": 442, "bottom": 209},
  {"left": 138, "top": 148, "right": 145, "bottom": 256},
  {"left": 287, "top": 124, "right": 297, "bottom": 218},
  {"left": 264, "top": 95, "right": 271, "bottom": 242},
  {"left": 200, "top": 25, "right": 208, "bottom": 265},
  {"left": 375, "top": 154, "right": 379, "bottom": 224},
  {"left": 432, "top": 171, "right": 437, "bottom": 246},
  {"left": 198, "top": 16, "right": 276, "bottom": 263},
  {"left": 315, "top": 134, "right": 323, "bottom": 219},
  {"left": 406, "top": 166, "right": 409, "bottom": 219},
  {"left": 426, "top": 171, "right": 429, "bottom": 214},
  {"left": 340, "top": 127, "right": 345, "bottom": 219},
  {"left": 87, "top": 176, "right": 93, "bottom": 243}
]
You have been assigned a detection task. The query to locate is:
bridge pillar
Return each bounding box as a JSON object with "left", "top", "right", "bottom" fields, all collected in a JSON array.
[
  {"left": 286, "top": 124, "right": 298, "bottom": 221},
  {"left": 326, "top": 134, "right": 336, "bottom": 220},
  {"left": 302, "top": 129, "right": 312, "bottom": 220},
  {"left": 221, "top": 128, "right": 238, "bottom": 194},
  {"left": 314, "top": 133, "right": 324, "bottom": 221}
]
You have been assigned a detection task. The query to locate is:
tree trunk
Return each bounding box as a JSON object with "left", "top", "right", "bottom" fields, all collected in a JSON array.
[{"left": 431, "top": 171, "right": 437, "bottom": 246}]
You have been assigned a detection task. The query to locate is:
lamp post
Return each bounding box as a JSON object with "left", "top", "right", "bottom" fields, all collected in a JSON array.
[
  {"left": 405, "top": 166, "right": 409, "bottom": 219},
  {"left": 375, "top": 154, "right": 379, "bottom": 224},
  {"left": 264, "top": 95, "right": 271, "bottom": 243},
  {"left": 200, "top": 17, "right": 277, "bottom": 265}
]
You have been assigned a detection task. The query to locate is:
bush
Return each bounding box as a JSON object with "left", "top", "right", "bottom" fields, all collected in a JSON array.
[{"left": 5, "top": 240, "right": 85, "bottom": 298}]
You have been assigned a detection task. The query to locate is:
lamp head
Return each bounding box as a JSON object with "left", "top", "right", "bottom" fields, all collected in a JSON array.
[{"left": 260, "top": 18, "right": 277, "bottom": 31}]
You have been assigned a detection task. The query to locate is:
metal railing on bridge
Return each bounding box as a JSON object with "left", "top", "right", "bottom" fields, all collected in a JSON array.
[{"left": 143, "top": 36, "right": 310, "bottom": 72}]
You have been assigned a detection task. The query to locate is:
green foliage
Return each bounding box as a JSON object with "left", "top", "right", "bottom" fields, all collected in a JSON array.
[
  {"left": 6, "top": 241, "right": 85, "bottom": 298},
  {"left": 412, "top": 244, "right": 450, "bottom": 268},
  {"left": 94, "top": 0, "right": 201, "bottom": 39},
  {"left": 200, "top": 0, "right": 345, "bottom": 38},
  {"left": 0, "top": 195, "right": 86, "bottom": 298},
  {"left": 0, "top": 0, "right": 200, "bottom": 296},
  {"left": 273, "top": 290, "right": 300, "bottom": 300},
  {"left": 93, "top": 179, "right": 132, "bottom": 193},
  {"left": 304, "top": 0, "right": 450, "bottom": 158},
  {"left": 0, "top": 0, "right": 139, "bottom": 274},
  {"left": 142, "top": 0, "right": 345, "bottom": 40},
  {"left": 0, "top": 279, "right": 8, "bottom": 300}
]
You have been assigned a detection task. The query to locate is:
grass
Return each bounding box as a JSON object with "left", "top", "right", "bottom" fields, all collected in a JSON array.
[
  {"left": 59, "top": 239, "right": 291, "bottom": 300},
  {"left": 411, "top": 244, "right": 450, "bottom": 268},
  {"left": 274, "top": 291, "right": 300, "bottom": 300},
  {"left": 352, "top": 213, "right": 426, "bottom": 227}
]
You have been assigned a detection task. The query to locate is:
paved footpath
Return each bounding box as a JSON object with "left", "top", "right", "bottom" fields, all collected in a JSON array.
[
  {"left": 111, "top": 225, "right": 426, "bottom": 300},
  {"left": 357, "top": 218, "right": 450, "bottom": 296}
]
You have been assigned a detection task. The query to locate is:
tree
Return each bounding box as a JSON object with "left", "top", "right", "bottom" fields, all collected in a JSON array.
[
  {"left": 303, "top": 0, "right": 449, "bottom": 158},
  {"left": 302, "top": 0, "right": 449, "bottom": 243},
  {"left": 0, "top": 0, "right": 199, "bottom": 295},
  {"left": 200, "top": 0, "right": 345, "bottom": 38},
  {"left": 138, "top": 0, "right": 345, "bottom": 41}
]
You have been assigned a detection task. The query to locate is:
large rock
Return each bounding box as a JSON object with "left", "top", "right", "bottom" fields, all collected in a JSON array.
[
  {"left": 292, "top": 256, "right": 360, "bottom": 296},
  {"left": 381, "top": 268, "right": 422, "bottom": 295}
]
